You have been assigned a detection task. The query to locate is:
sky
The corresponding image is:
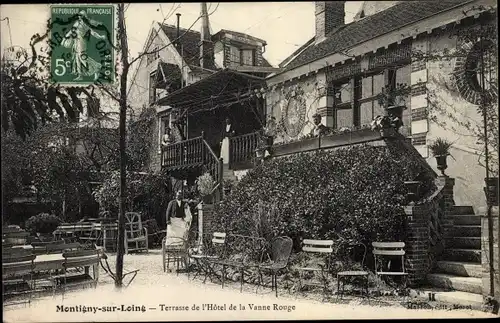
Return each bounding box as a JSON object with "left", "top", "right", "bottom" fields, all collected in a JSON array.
[{"left": 0, "top": 2, "right": 363, "bottom": 68}]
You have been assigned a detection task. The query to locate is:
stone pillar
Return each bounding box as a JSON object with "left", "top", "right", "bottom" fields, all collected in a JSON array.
[
  {"left": 436, "top": 176, "right": 455, "bottom": 242},
  {"left": 481, "top": 206, "right": 499, "bottom": 300},
  {"left": 404, "top": 204, "right": 431, "bottom": 287},
  {"left": 197, "top": 203, "right": 215, "bottom": 242}
]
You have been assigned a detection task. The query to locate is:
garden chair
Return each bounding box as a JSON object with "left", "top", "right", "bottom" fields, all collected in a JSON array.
[
  {"left": 256, "top": 236, "right": 293, "bottom": 297},
  {"left": 293, "top": 239, "right": 334, "bottom": 300},
  {"left": 125, "top": 212, "right": 149, "bottom": 254},
  {"left": 58, "top": 249, "right": 100, "bottom": 298},
  {"left": 2, "top": 248, "right": 36, "bottom": 306},
  {"left": 337, "top": 241, "right": 369, "bottom": 299},
  {"left": 212, "top": 234, "right": 268, "bottom": 293},
  {"left": 162, "top": 216, "right": 192, "bottom": 273},
  {"left": 187, "top": 232, "right": 226, "bottom": 283},
  {"left": 372, "top": 242, "right": 408, "bottom": 294}
]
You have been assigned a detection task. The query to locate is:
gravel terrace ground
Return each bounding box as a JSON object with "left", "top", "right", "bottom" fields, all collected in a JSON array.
[{"left": 4, "top": 250, "right": 497, "bottom": 322}]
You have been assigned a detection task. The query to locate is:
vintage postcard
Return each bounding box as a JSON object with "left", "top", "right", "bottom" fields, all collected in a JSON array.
[{"left": 1, "top": 1, "right": 499, "bottom": 322}]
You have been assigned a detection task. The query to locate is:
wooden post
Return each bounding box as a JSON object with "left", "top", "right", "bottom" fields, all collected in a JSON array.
[{"left": 218, "top": 157, "right": 224, "bottom": 201}]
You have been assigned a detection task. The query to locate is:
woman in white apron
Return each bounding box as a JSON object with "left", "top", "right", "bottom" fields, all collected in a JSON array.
[{"left": 220, "top": 118, "right": 235, "bottom": 163}]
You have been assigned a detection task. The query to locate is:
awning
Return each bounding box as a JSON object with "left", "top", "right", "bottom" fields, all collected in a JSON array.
[{"left": 156, "top": 68, "right": 265, "bottom": 114}]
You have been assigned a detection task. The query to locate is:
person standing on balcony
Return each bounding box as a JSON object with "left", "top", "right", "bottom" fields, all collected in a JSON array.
[
  {"left": 219, "top": 117, "right": 235, "bottom": 163},
  {"left": 310, "top": 113, "right": 329, "bottom": 137},
  {"left": 161, "top": 127, "right": 173, "bottom": 147}
]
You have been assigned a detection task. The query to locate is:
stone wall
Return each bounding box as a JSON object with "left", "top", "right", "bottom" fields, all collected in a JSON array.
[
  {"left": 404, "top": 176, "right": 454, "bottom": 287},
  {"left": 481, "top": 207, "right": 499, "bottom": 300}
]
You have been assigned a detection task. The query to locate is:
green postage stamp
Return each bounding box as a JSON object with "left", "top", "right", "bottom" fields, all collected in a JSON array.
[{"left": 50, "top": 5, "right": 115, "bottom": 85}]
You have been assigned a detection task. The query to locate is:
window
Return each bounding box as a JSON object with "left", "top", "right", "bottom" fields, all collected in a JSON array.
[
  {"left": 229, "top": 46, "right": 240, "bottom": 66},
  {"left": 333, "top": 81, "right": 353, "bottom": 128},
  {"left": 240, "top": 49, "right": 255, "bottom": 66},
  {"left": 149, "top": 72, "right": 157, "bottom": 105},
  {"left": 330, "top": 64, "right": 411, "bottom": 130}
]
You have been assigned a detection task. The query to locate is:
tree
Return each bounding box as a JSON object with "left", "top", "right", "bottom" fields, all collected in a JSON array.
[
  {"left": 1, "top": 46, "right": 100, "bottom": 140},
  {"left": 26, "top": 3, "right": 219, "bottom": 288}
]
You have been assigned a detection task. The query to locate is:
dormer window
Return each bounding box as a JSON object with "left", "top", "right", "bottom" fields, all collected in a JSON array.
[{"left": 240, "top": 48, "right": 256, "bottom": 66}]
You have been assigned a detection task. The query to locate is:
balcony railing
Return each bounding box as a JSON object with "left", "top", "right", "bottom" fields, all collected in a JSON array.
[
  {"left": 162, "top": 136, "right": 204, "bottom": 169},
  {"left": 228, "top": 131, "right": 260, "bottom": 167}
]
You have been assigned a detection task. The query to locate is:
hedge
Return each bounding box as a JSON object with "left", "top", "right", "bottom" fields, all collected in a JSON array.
[{"left": 214, "top": 144, "right": 436, "bottom": 255}]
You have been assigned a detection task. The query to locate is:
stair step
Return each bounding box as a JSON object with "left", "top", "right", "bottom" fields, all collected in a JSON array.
[
  {"left": 435, "top": 261, "right": 483, "bottom": 278},
  {"left": 451, "top": 225, "right": 481, "bottom": 237},
  {"left": 448, "top": 237, "right": 481, "bottom": 249},
  {"left": 442, "top": 248, "right": 481, "bottom": 263},
  {"left": 450, "top": 215, "right": 481, "bottom": 226},
  {"left": 427, "top": 274, "right": 482, "bottom": 294},
  {"left": 452, "top": 206, "right": 475, "bottom": 216}
]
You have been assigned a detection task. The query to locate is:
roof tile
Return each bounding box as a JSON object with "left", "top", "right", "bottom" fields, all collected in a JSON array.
[{"left": 283, "top": 0, "right": 472, "bottom": 71}]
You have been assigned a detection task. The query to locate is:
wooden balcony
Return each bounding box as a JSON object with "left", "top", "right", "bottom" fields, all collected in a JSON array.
[
  {"left": 228, "top": 131, "right": 260, "bottom": 169},
  {"left": 161, "top": 135, "right": 222, "bottom": 185}
]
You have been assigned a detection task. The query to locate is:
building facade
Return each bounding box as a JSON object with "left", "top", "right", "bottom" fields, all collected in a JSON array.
[{"left": 266, "top": 0, "right": 498, "bottom": 212}]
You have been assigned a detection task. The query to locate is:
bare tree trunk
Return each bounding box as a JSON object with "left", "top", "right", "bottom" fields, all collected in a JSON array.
[{"left": 115, "top": 3, "right": 130, "bottom": 288}]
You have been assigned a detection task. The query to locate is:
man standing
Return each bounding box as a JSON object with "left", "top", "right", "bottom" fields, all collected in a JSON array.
[{"left": 166, "top": 190, "right": 190, "bottom": 225}]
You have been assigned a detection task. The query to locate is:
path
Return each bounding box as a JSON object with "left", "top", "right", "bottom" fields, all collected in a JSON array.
[{"left": 4, "top": 251, "right": 497, "bottom": 322}]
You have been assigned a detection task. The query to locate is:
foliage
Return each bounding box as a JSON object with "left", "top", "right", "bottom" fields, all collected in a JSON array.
[
  {"left": 376, "top": 83, "right": 411, "bottom": 107},
  {"left": 1, "top": 47, "right": 101, "bottom": 140},
  {"left": 196, "top": 172, "right": 215, "bottom": 197},
  {"left": 93, "top": 170, "right": 170, "bottom": 222},
  {"left": 370, "top": 115, "right": 403, "bottom": 131},
  {"left": 126, "top": 107, "right": 156, "bottom": 171},
  {"left": 414, "top": 13, "right": 498, "bottom": 176},
  {"left": 215, "top": 144, "right": 436, "bottom": 256},
  {"left": 428, "top": 138, "right": 453, "bottom": 157},
  {"left": 25, "top": 213, "right": 62, "bottom": 234}
]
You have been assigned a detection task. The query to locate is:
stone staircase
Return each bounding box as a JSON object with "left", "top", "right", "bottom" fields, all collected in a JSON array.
[
  {"left": 426, "top": 205, "right": 484, "bottom": 306},
  {"left": 222, "top": 164, "right": 238, "bottom": 183}
]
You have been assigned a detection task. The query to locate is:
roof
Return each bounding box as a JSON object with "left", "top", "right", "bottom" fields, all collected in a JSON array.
[
  {"left": 282, "top": 0, "right": 473, "bottom": 72},
  {"left": 212, "top": 29, "right": 267, "bottom": 46},
  {"left": 156, "top": 69, "right": 265, "bottom": 114},
  {"left": 160, "top": 23, "right": 201, "bottom": 67}
]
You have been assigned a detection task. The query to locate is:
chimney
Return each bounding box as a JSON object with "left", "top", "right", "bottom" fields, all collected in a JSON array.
[
  {"left": 176, "top": 13, "right": 181, "bottom": 50},
  {"left": 199, "top": 2, "right": 214, "bottom": 69},
  {"left": 315, "top": 1, "right": 345, "bottom": 43}
]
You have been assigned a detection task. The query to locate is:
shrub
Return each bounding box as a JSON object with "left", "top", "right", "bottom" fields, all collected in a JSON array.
[
  {"left": 93, "top": 171, "right": 170, "bottom": 225},
  {"left": 214, "top": 144, "right": 436, "bottom": 257},
  {"left": 25, "top": 213, "right": 62, "bottom": 234}
]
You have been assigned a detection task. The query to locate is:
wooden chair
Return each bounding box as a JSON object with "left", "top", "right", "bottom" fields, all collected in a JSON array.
[
  {"left": 372, "top": 242, "right": 408, "bottom": 293},
  {"left": 162, "top": 218, "right": 193, "bottom": 274},
  {"left": 256, "top": 236, "right": 293, "bottom": 297},
  {"left": 125, "top": 212, "right": 148, "bottom": 254},
  {"left": 2, "top": 248, "right": 36, "bottom": 306},
  {"left": 337, "top": 241, "right": 369, "bottom": 299},
  {"left": 59, "top": 249, "right": 100, "bottom": 297},
  {"left": 187, "top": 232, "right": 226, "bottom": 283},
  {"left": 293, "top": 239, "right": 334, "bottom": 300}
]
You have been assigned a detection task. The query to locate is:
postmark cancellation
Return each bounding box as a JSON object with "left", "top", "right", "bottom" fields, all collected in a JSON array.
[{"left": 49, "top": 5, "right": 115, "bottom": 86}]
